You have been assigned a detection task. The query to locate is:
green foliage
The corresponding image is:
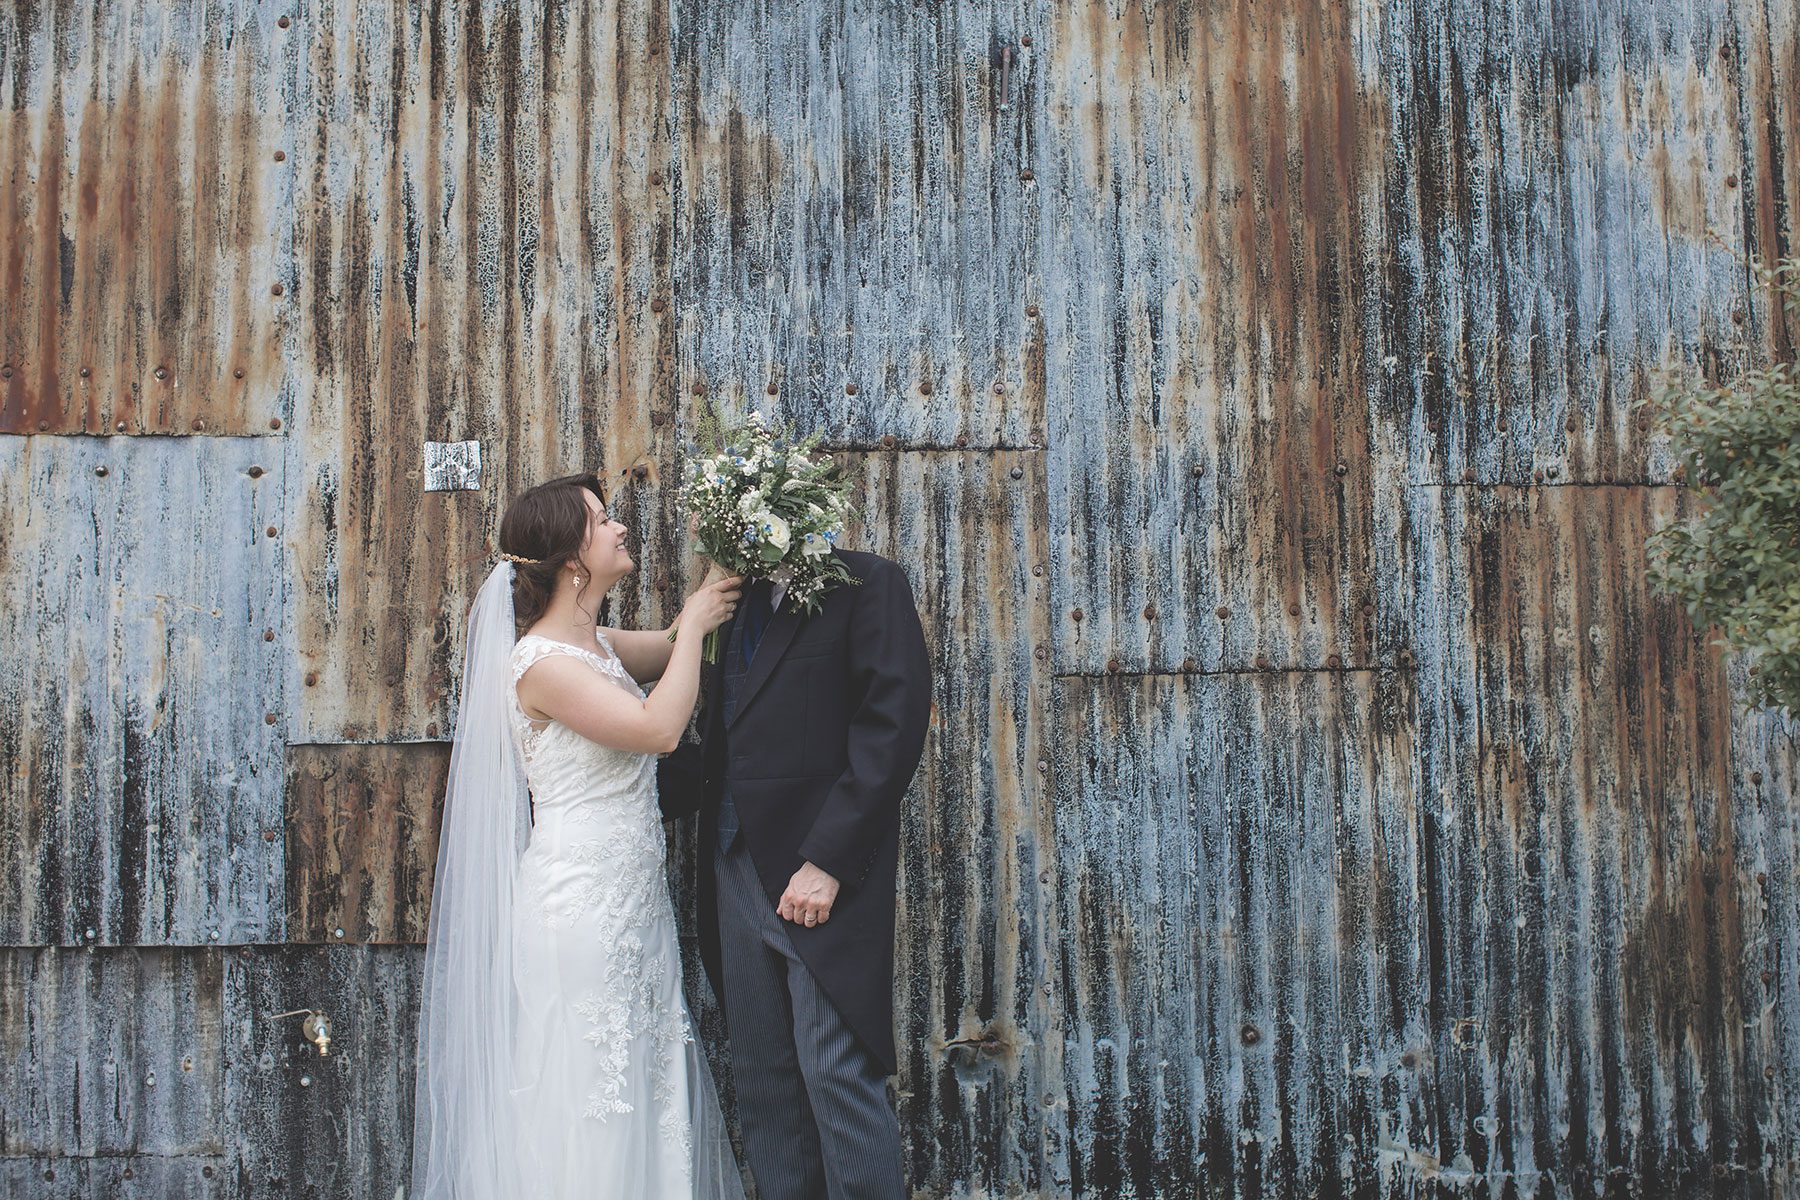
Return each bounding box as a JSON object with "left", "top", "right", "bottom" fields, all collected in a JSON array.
[{"left": 1643, "top": 256, "right": 1800, "bottom": 713}]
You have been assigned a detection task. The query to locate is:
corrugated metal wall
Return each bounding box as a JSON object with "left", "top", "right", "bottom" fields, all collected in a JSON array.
[{"left": 2, "top": 1, "right": 1796, "bottom": 1196}]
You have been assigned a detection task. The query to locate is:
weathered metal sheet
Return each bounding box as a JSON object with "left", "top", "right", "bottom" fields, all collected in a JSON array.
[
  {"left": 285, "top": 743, "right": 448, "bottom": 945},
  {"left": 670, "top": 0, "right": 1048, "bottom": 450},
  {"left": 1052, "top": 669, "right": 1425, "bottom": 1197},
  {"left": 0, "top": 948, "right": 224, "bottom": 1157},
  {"left": 1038, "top": 2, "right": 1385, "bottom": 679},
  {"left": 0, "top": 1, "right": 292, "bottom": 436},
  {"left": 1407, "top": 483, "right": 1772, "bottom": 1191},
  {"left": 289, "top": 0, "right": 675, "bottom": 742},
  {"left": 0, "top": 1154, "right": 231, "bottom": 1199},
  {"left": 222, "top": 945, "right": 423, "bottom": 1199},
  {"left": 1375, "top": 0, "right": 1788, "bottom": 487},
  {"left": 0, "top": 435, "right": 285, "bottom": 946}
]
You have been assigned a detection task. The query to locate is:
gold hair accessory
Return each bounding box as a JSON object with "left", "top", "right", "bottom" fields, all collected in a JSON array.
[{"left": 499, "top": 552, "right": 541, "bottom": 565}]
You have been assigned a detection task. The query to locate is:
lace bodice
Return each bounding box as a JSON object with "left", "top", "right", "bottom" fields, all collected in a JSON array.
[{"left": 508, "top": 632, "right": 655, "bottom": 818}]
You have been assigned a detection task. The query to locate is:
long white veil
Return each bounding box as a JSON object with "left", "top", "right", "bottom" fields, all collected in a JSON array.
[{"left": 410, "top": 563, "right": 530, "bottom": 1197}]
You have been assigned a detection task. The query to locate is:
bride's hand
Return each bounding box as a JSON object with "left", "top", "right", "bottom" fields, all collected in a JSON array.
[{"left": 677, "top": 575, "right": 743, "bottom": 637}]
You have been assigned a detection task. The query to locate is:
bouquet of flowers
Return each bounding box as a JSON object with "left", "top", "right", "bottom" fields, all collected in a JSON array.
[{"left": 673, "top": 408, "right": 860, "bottom": 662}]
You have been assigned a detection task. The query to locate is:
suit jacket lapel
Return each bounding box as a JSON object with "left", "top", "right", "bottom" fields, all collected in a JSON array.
[{"left": 728, "top": 601, "right": 801, "bottom": 728}]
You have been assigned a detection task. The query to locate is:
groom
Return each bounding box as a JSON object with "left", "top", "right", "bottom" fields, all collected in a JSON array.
[{"left": 660, "top": 548, "right": 931, "bottom": 1199}]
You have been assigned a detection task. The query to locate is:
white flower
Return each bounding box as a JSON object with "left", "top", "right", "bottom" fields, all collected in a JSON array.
[
  {"left": 758, "top": 512, "right": 792, "bottom": 553},
  {"left": 801, "top": 531, "right": 830, "bottom": 558}
]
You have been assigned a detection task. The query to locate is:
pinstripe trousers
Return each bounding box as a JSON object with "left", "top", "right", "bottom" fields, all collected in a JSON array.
[{"left": 713, "top": 838, "right": 905, "bottom": 1200}]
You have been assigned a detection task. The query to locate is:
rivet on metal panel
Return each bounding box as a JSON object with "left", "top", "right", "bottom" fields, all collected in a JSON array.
[
  {"left": 265, "top": 713, "right": 277, "bottom": 725},
  {"left": 95, "top": 465, "right": 109, "bottom": 477},
  {"left": 304, "top": 672, "right": 318, "bottom": 687},
  {"left": 650, "top": 298, "right": 666, "bottom": 313},
  {"left": 1547, "top": 465, "right": 1559, "bottom": 478},
  {"left": 1767, "top": 1066, "right": 1777, "bottom": 1079},
  {"left": 691, "top": 383, "right": 706, "bottom": 396},
  {"left": 649, "top": 171, "right": 663, "bottom": 187},
  {"left": 1071, "top": 609, "right": 1084, "bottom": 622},
  {"left": 193, "top": 419, "right": 206, "bottom": 432},
  {"left": 1732, "top": 309, "right": 1745, "bottom": 326},
  {"left": 277, "top": 14, "right": 291, "bottom": 27},
  {"left": 1533, "top": 468, "right": 1544, "bottom": 482},
  {"left": 1181, "top": 658, "right": 1196, "bottom": 672},
  {"left": 1240, "top": 1023, "right": 1261, "bottom": 1046},
  {"left": 115, "top": 421, "right": 127, "bottom": 432},
  {"left": 271, "top": 283, "right": 284, "bottom": 296},
  {"left": 1288, "top": 603, "right": 1300, "bottom": 617},
  {"left": 274, "top": 150, "right": 286, "bottom": 162},
  {"left": 264, "top": 629, "right": 276, "bottom": 642},
  {"left": 1143, "top": 605, "right": 1156, "bottom": 620},
  {"left": 1106, "top": 658, "right": 1121, "bottom": 674},
  {"left": 1327, "top": 653, "right": 1342, "bottom": 668},
  {"left": 1496, "top": 418, "right": 1509, "bottom": 432},
  {"left": 649, "top": 411, "right": 667, "bottom": 427},
  {"left": 86, "top": 927, "right": 95, "bottom": 939},
  {"left": 955, "top": 433, "right": 970, "bottom": 448},
  {"left": 767, "top": 381, "right": 779, "bottom": 395},
  {"left": 882, "top": 434, "right": 899, "bottom": 449},
  {"left": 1334, "top": 462, "right": 1347, "bottom": 476},
  {"left": 919, "top": 380, "right": 933, "bottom": 396},
  {"left": 247, "top": 465, "right": 264, "bottom": 478},
  {"left": 182, "top": 1056, "right": 194, "bottom": 1072},
  {"left": 1192, "top": 463, "right": 1204, "bottom": 477},
  {"left": 993, "top": 382, "right": 1005, "bottom": 395},
  {"left": 1255, "top": 654, "right": 1268, "bottom": 669},
  {"left": 270, "top": 417, "right": 283, "bottom": 430},
  {"left": 1751, "top": 771, "right": 1764, "bottom": 784},
  {"left": 0, "top": 364, "right": 10, "bottom": 378},
  {"left": 80, "top": 366, "right": 91, "bottom": 378},
  {"left": 1461, "top": 469, "right": 1475, "bottom": 483},
  {"left": 1022, "top": 34, "right": 1033, "bottom": 46},
  {"left": 1026, "top": 304, "right": 1040, "bottom": 318},
  {"left": 1019, "top": 169, "right": 1035, "bottom": 182},
  {"left": 845, "top": 382, "right": 859, "bottom": 395},
  {"left": 1361, "top": 602, "right": 1374, "bottom": 616},
  {"left": 266, "top": 526, "right": 279, "bottom": 538},
  {"left": 1032, "top": 564, "right": 1044, "bottom": 577},
  {"left": 1763, "top": 970, "right": 1776, "bottom": 985},
  {"left": 1009, "top": 465, "right": 1023, "bottom": 480},
  {"left": 264, "top": 830, "right": 276, "bottom": 842},
  {"left": 1759, "top": 871, "right": 1769, "bottom": 884},
  {"left": 1215, "top": 606, "right": 1230, "bottom": 619},
  {"left": 1726, "top": 174, "right": 1739, "bottom": 188},
  {"left": 1029, "top": 430, "right": 1043, "bottom": 447},
  {"left": 1034, "top": 645, "right": 1048, "bottom": 661},
  {"left": 334, "top": 928, "right": 344, "bottom": 939},
  {"left": 1036, "top": 759, "right": 1047, "bottom": 774}
]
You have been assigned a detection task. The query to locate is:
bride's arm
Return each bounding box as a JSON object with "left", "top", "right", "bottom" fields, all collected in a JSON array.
[{"left": 602, "top": 625, "right": 678, "bottom": 684}]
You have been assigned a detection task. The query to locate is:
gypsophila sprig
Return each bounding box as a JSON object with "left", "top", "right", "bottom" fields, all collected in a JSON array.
[{"left": 675, "top": 408, "right": 860, "bottom": 661}]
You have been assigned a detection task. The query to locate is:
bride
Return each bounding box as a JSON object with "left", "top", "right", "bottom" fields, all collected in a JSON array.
[{"left": 410, "top": 471, "right": 746, "bottom": 1198}]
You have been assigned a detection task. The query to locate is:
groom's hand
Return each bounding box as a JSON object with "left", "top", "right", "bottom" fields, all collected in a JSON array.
[{"left": 777, "top": 862, "right": 840, "bottom": 928}]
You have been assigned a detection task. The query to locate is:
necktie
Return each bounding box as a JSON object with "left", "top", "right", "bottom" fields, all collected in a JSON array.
[{"left": 741, "top": 577, "right": 775, "bottom": 664}]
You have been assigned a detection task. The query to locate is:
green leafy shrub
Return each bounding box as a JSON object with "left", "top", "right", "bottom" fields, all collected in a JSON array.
[{"left": 1644, "top": 255, "right": 1800, "bottom": 713}]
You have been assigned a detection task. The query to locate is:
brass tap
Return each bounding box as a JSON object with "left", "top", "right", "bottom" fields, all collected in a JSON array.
[{"left": 302, "top": 1012, "right": 332, "bottom": 1057}]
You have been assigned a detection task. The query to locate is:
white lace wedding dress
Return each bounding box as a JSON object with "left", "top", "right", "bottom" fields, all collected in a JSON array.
[{"left": 506, "top": 632, "right": 744, "bottom": 1198}]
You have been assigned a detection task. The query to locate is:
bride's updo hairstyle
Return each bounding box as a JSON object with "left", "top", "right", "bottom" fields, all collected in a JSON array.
[{"left": 498, "top": 472, "right": 609, "bottom": 633}]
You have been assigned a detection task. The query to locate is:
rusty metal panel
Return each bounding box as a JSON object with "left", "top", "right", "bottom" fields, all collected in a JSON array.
[
  {"left": 1409, "top": 483, "right": 1772, "bottom": 1190},
  {"left": 289, "top": 0, "right": 674, "bottom": 742},
  {"left": 0, "top": 2, "right": 293, "bottom": 436},
  {"left": 1378, "top": 2, "right": 1791, "bottom": 486},
  {"left": 1038, "top": 3, "right": 1384, "bottom": 679},
  {"left": 0, "top": 1155, "right": 231, "bottom": 1199},
  {"left": 669, "top": 0, "right": 1048, "bottom": 449},
  {"left": 222, "top": 945, "right": 423, "bottom": 1200},
  {"left": 0, "top": 948, "right": 224, "bottom": 1157},
  {"left": 1051, "top": 670, "right": 1426, "bottom": 1197},
  {"left": 285, "top": 743, "right": 448, "bottom": 945},
  {"left": 0, "top": 435, "right": 285, "bottom": 946},
  {"left": 835, "top": 450, "right": 1060, "bottom": 1193}
]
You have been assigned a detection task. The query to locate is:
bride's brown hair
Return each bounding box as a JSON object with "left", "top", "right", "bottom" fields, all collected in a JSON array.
[{"left": 498, "top": 472, "right": 610, "bottom": 633}]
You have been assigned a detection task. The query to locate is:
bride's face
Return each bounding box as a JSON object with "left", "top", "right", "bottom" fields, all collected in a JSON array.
[{"left": 576, "top": 489, "right": 633, "bottom": 582}]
